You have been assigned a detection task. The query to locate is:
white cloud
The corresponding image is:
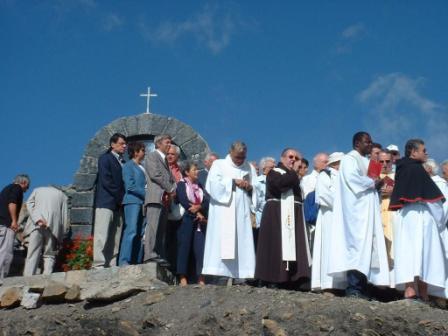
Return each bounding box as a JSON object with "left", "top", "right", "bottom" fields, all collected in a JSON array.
[
  {"left": 140, "top": 3, "right": 247, "bottom": 54},
  {"left": 336, "top": 23, "right": 366, "bottom": 54},
  {"left": 358, "top": 73, "right": 448, "bottom": 160},
  {"left": 102, "top": 13, "right": 124, "bottom": 31},
  {"left": 341, "top": 23, "right": 365, "bottom": 40}
]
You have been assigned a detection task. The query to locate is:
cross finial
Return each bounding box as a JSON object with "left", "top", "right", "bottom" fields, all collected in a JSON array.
[{"left": 140, "top": 87, "right": 158, "bottom": 114}]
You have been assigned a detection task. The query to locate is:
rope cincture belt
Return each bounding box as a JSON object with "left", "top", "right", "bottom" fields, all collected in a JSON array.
[{"left": 266, "top": 198, "right": 303, "bottom": 205}]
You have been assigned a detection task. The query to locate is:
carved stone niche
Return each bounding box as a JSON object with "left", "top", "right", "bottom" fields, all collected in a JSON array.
[{"left": 68, "top": 113, "right": 210, "bottom": 238}]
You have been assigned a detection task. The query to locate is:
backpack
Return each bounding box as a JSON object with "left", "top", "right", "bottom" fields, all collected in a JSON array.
[{"left": 304, "top": 191, "right": 319, "bottom": 225}]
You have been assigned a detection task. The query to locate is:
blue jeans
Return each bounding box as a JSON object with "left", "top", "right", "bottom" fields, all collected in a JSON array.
[{"left": 119, "top": 204, "right": 144, "bottom": 265}]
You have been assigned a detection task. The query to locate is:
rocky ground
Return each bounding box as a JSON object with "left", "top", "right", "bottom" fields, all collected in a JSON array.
[{"left": 1, "top": 284, "right": 448, "bottom": 336}]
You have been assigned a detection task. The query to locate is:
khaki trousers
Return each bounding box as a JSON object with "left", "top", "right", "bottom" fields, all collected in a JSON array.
[
  {"left": 0, "top": 225, "right": 15, "bottom": 280},
  {"left": 144, "top": 204, "right": 167, "bottom": 261},
  {"left": 93, "top": 208, "right": 122, "bottom": 268},
  {"left": 23, "top": 228, "right": 57, "bottom": 276}
]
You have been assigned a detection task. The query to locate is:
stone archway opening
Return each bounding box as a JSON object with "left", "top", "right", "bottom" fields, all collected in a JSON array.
[{"left": 68, "top": 113, "right": 210, "bottom": 238}]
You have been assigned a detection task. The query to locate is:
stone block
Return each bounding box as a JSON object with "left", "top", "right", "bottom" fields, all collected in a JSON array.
[
  {"left": 106, "top": 117, "right": 128, "bottom": 136},
  {"left": 92, "top": 127, "right": 114, "bottom": 148},
  {"left": 181, "top": 137, "right": 208, "bottom": 157},
  {"left": 137, "top": 114, "right": 153, "bottom": 135},
  {"left": 21, "top": 291, "right": 40, "bottom": 309},
  {"left": 70, "top": 208, "right": 94, "bottom": 225},
  {"left": 65, "top": 284, "right": 81, "bottom": 301},
  {"left": 65, "top": 270, "right": 88, "bottom": 286},
  {"left": 49, "top": 272, "right": 66, "bottom": 283},
  {"left": 73, "top": 173, "right": 97, "bottom": 191},
  {"left": 172, "top": 125, "right": 196, "bottom": 145},
  {"left": 85, "top": 285, "right": 144, "bottom": 303},
  {"left": 125, "top": 116, "right": 139, "bottom": 136},
  {"left": 0, "top": 287, "right": 22, "bottom": 308},
  {"left": 78, "top": 156, "right": 98, "bottom": 174},
  {"left": 71, "top": 192, "right": 94, "bottom": 207},
  {"left": 70, "top": 224, "right": 93, "bottom": 238},
  {"left": 41, "top": 281, "right": 67, "bottom": 302},
  {"left": 84, "top": 139, "right": 109, "bottom": 158},
  {"left": 161, "top": 117, "right": 180, "bottom": 136}
]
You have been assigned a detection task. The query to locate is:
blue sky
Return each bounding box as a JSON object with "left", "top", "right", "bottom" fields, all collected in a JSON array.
[{"left": 2, "top": 0, "right": 448, "bottom": 193}]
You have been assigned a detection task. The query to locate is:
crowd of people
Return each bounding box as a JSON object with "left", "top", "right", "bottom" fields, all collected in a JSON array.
[{"left": 1, "top": 131, "right": 448, "bottom": 304}]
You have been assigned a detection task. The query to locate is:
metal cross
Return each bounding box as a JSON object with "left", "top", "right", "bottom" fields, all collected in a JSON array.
[{"left": 140, "top": 87, "right": 158, "bottom": 114}]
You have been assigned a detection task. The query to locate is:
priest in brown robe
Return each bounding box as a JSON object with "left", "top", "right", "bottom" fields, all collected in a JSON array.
[{"left": 255, "top": 148, "right": 311, "bottom": 287}]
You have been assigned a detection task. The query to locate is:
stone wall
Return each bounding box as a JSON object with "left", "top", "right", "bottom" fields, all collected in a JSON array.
[{"left": 69, "top": 113, "right": 210, "bottom": 238}]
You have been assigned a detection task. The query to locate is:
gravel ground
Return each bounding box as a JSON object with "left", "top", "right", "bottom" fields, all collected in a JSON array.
[{"left": 1, "top": 284, "right": 448, "bottom": 336}]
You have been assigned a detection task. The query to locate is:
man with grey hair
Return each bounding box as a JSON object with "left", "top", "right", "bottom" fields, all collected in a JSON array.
[
  {"left": 254, "top": 157, "right": 276, "bottom": 236},
  {"left": 198, "top": 152, "right": 219, "bottom": 187},
  {"left": 143, "top": 134, "right": 177, "bottom": 265},
  {"left": 0, "top": 174, "right": 30, "bottom": 280},
  {"left": 441, "top": 160, "right": 448, "bottom": 182},
  {"left": 301, "top": 153, "right": 329, "bottom": 198},
  {"left": 22, "top": 186, "right": 68, "bottom": 276},
  {"left": 202, "top": 141, "right": 258, "bottom": 281}
]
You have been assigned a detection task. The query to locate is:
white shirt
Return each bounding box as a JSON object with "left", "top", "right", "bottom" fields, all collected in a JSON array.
[{"left": 301, "top": 169, "right": 319, "bottom": 198}]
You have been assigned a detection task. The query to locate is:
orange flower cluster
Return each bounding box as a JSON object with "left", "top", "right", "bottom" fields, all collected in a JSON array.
[{"left": 57, "top": 235, "right": 94, "bottom": 272}]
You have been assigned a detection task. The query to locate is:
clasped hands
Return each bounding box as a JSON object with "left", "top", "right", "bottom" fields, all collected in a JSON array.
[{"left": 234, "top": 179, "right": 252, "bottom": 192}]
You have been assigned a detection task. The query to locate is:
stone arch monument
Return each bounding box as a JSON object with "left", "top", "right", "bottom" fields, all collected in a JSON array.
[{"left": 69, "top": 113, "right": 210, "bottom": 238}]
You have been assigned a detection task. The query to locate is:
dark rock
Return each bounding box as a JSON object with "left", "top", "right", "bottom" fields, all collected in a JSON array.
[{"left": 70, "top": 208, "right": 94, "bottom": 224}]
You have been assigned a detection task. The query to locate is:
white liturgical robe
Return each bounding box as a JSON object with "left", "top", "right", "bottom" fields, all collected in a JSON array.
[
  {"left": 202, "top": 155, "right": 258, "bottom": 278},
  {"left": 393, "top": 175, "right": 448, "bottom": 297},
  {"left": 311, "top": 168, "right": 346, "bottom": 290},
  {"left": 328, "top": 150, "right": 390, "bottom": 286}
]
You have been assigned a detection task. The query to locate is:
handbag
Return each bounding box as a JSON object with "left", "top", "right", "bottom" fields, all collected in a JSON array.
[{"left": 167, "top": 198, "right": 185, "bottom": 221}]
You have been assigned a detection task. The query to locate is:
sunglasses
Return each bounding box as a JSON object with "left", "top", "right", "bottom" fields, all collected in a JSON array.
[
  {"left": 288, "top": 155, "right": 300, "bottom": 160},
  {"left": 379, "top": 160, "right": 391, "bottom": 163}
]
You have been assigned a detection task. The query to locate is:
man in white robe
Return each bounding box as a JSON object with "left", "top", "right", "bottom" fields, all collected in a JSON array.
[
  {"left": 392, "top": 147, "right": 447, "bottom": 301},
  {"left": 23, "top": 186, "right": 68, "bottom": 276},
  {"left": 202, "top": 141, "right": 257, "bottom": 279},
  {"left": 328, "top": 132, "right": 390, "bottom": 298},
  {"left": 311, "top": 152, "right": 346, "bottom": 291}
]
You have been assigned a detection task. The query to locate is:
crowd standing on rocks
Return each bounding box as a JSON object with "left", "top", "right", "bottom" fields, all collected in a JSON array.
[{"left": 1, "top": 131, "right": 448, "bottom": 307}]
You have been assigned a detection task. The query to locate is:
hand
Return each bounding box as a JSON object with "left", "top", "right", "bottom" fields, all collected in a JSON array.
[
  {"left": 196, "top": 212, "right": 205, "bottom": 222},
  {"left": 381, "top": 184, "right": 393, "bottom": 196},
  {"left": 37, "top": 219, "right": 48, "bottom": 228},
  {"left": 189, "top": 203, "right": 201, "bottom": 214},
  {"left": 374, "top": 178, "right": 385, "bottom": 191},
  {"left": 169, "top": 191, "right": 176, "bottom": 199},
  {"left": 10, "top": 221, "right": 19, "bottom": 232},
  {"left": 234, "top": 179, "right": 245, "bottom": 188}
]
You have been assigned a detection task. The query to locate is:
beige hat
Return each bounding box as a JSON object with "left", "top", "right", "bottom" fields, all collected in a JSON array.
[{"left": 328, "top": 152, "right": 344, "bottom": 165}]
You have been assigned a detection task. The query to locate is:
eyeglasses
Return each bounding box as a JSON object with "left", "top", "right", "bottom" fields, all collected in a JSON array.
[
  {"left": 379, "top": 160, "right": 391, "bottom": 163},
  {"left": 288, "top": 155, "right": 300, "bottom": 160}
]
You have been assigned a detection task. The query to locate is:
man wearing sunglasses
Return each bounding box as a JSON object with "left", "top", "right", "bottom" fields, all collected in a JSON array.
[{"left": 255, "top": 148, "right": 311, "bottom": 288}]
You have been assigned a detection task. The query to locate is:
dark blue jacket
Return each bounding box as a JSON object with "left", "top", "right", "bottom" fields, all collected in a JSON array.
[{"left": 95, "top": 151, "right": 125, "bottom": 211}]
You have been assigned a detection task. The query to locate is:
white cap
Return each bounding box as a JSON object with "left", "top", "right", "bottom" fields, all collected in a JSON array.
[
  {"left": 328, "top": 152, "right": 345, "bottom": 165},
  {"left": 386, "top": 144, "right": 399, "bottom": 152}
]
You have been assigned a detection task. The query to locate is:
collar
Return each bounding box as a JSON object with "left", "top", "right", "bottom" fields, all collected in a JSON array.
[
  {"left": 111, "top": 150, "right": 123, "bottom": 163},
  {"left": 156, "top": 149, "right": 166, "bottom": 161}
]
